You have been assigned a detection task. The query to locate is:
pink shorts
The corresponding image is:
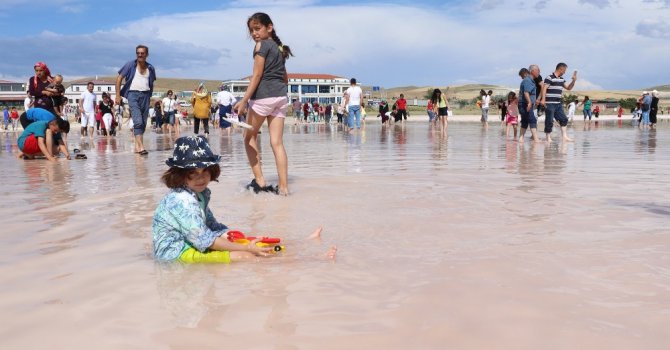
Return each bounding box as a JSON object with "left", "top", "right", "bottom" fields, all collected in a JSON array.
[
  {"left": 249, "top": 96, "right": 288, "bottom": 118},
  {"left": 506, "top": 114, "right": 518, "bottom": 125}
]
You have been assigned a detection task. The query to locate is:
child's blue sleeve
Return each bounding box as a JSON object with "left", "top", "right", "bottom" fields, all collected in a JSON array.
[
  {"left": 178, "top": 197, "right": 226, "bottom": 252},
  {"left": 205, "top": 207, "right": 228, "bottom": 233}
]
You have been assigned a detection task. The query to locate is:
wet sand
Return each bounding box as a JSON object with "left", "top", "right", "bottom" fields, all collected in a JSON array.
[{"left": 1, "top": 120, "right": 669, "bottom": 349}]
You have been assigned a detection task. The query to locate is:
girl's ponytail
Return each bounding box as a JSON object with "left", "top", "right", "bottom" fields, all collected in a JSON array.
[{"left": 271, "top": 31, "right": 293, "bottom": 60}]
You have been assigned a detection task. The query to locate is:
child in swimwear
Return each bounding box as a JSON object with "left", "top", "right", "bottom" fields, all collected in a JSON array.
[
  {"left": 152, "top": 136, "right": 335, "bottom": 263},
  {"left": 506, "top": 91, "right": 519, "bottom": 140}
]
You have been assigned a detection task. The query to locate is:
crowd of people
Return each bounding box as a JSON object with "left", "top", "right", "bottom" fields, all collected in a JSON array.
[{"left": 6, "top": 11, "right": 667, "bottom": 266}]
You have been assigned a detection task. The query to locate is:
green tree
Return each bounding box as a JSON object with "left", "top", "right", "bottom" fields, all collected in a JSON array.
[
  {"left": 618, "top": 97, "right": 637, "bottom": 110},
  {"left": 561, "top": 94, "right": 578, "bottom": 105},
  {"left": 424, "top": 88, "right": 433, "bottom": 100}
]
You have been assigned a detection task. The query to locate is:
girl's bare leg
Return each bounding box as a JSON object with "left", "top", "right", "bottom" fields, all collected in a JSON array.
[
  {"left": 267, "top": 115, "right": 288, "bottom": 195},
  {"left": 244, "top": 109, "right": 269, "bottom": 187}
]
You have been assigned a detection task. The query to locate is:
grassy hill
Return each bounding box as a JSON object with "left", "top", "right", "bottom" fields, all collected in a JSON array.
[
  {"left": 72, "top": 76, "right": 663, "bottom": 103},
  {"left": 647, "top": 84, "right": 670, "bottom": 91}
]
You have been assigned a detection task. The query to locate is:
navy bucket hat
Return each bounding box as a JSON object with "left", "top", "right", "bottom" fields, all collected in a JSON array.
[{"left": 166, "top": 136, "right": 221, "bottom": 169}]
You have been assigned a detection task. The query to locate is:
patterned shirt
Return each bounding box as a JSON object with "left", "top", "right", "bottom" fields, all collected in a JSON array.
[
  {"left": 543, "top": 73, "right": 566, "bottom": 104},
  {"left": 152, "top": 187, "right": 229, "bottom": 261}
]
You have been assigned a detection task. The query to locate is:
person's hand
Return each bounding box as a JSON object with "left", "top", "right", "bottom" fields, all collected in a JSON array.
[
  {"left": 539, "top": 99, "right": 545, "bottom": 106},
  {"left": 115, "top": 96, "right": 121, "bottom": 106},
  {"left": 572, "top": 70, "right": 578, "bottom": 80},
  {"left": 65, "top": 154, "right": 71, "bottom": 160},
  {"left": 233, "top": 100, "right": 247, "bottom": 116},
  {"left": 527, "top": 104, "right": 532, "bottom": 112},
  {"left": 246, "top": 238, "right": 274, "bottom": 256}
]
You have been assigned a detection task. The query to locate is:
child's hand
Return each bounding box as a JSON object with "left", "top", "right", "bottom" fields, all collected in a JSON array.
[{"left": 246, "top": 238, "right": 274, "bottom": 256}]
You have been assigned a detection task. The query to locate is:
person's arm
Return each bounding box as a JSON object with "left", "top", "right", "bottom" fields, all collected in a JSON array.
[
  {"left": 234, "top": 42, "right": 265, "bottom": 116},
  {"left": 177, "top": 196, "right": 271, "bottom": 255},
  {"left": 539, "top": 83, "right": 548, "bottom": 106},
  {"left": 37, "top": 135, "right": 56, "bottom": 161},
  {"left": 524, "top": 92, "right": 532, "bottom": 112},
  {"left": 564, "top": 71, "right": 577, "bottom": 91},
  {"left": 115, "top": 74, "right": 124, "bottom": 105},
  {"left": 57, "top": 137, "right": 71, "bottom": 160}
]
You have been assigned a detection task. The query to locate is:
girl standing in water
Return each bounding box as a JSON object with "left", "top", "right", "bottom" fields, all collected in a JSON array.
[{"left": 234, "top": 12, "right": 293, "bottom": 196}]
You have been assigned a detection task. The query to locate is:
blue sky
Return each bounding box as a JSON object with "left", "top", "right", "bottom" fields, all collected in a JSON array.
[{"left": 1, "top": 0, "right": 669, "bottom": 90}]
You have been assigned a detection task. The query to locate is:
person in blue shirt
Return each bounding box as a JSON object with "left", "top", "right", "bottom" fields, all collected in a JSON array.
[
  {"left": 517, "top": 67, "right": 541, "bottom": 143},
  {"left": 16, "top": 118, "right": 70, "bottom": 161},
  {"left": 2, "top": 107, "right": 9, "bottom": 130},
  {"left": 640, "top": 91, "right": 653, "bottom": 128},
  {"left": 153, "top": 135, "right": 336, "bottom": 263},
  {"left": 20, "top": 107, "right": 56, "bottom": 129},
  {"left": 115, "top": 44, "right": 157, "bottom": 156}
]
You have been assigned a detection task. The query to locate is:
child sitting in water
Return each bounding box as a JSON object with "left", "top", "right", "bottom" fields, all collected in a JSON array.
[
  {"left": 153, "top": 135, "right": 336, "bottom": 263},
  {"left": 16, "top": 118, "right": 70, "bottom": 161},
  {"left": 506, "top": 91, "right": 519, "bottom": 139}
]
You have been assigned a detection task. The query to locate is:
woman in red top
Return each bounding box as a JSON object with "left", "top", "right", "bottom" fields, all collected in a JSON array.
[{"left": 396, "top": 94, "right": 407, "bottom": 121}]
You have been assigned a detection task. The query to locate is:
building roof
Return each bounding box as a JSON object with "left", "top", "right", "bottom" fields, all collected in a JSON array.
[
  {"left": 68, "top": 78, "right": 116, "bottom": 85},
  {"left": 287, "top": 73, "right": 346, "bottom": 80},
  {"left": 240, "top": 73, "right": 346, "bottom": 81},
  {"left": 0, "top": 79, "right": 21, "bottom": 84}
]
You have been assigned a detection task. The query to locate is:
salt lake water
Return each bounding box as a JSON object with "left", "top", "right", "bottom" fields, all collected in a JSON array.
[{"left": 1, "top": 119, "right": 668, "bottom": 349}]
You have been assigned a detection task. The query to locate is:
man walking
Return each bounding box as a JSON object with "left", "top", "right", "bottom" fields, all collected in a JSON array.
[
  {"left": 115, "top": 44, "right": 156, "bottom": 155},
  {"left": 343, "top": 78, "right": 363, "bottom": 130},
  {"left": 216, "top": 84, "right": 236, "bottom": 133},
  {"left": 518, "top": 67, "right": 541, "bottom": 143},
  {"left": 539, "top": 62, "right": 577, "bottom": 142},
  {"left": 79, "top": 82, "right": 97, "bottom": 138}
]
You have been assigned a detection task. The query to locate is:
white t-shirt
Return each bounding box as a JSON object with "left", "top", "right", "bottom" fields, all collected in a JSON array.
[
  {"left": 345, "top": 85, "right": 363, "bottom": 107},
  {"left": 216, "top": 91, "right": 236, "bottom": 106},
  {"left": 24, "top": 97, "right": 32, "bottom": 111},
  {"left": 568, "top": 102, "right": 576, "bottom": 114},
  {"left": 128, "top": 67, "right": 150, "bottom": 91},
  {"left": 482, "top": 95, "right": 490, "bottom": 109},
  {"left": 162, "top": 97, "right": 177, "bottom": 113},
  {"left": 80, "top": 91, "right": 97, "bottom": 113}
]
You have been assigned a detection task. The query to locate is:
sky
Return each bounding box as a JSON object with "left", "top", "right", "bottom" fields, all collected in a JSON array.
[{"left": 0, "top": 0, "right": 669, "bottom": 91}]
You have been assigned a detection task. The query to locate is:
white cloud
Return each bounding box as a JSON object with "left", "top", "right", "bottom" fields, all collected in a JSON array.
[
  {"left": 1, "top": 0, "right": 669, "bottom": 90},
  {"left": 573, "top": 78, "right": 603, "bottom": 91},
  {"left": 636, "top": 19, "right": 670, "bottom": 39}
]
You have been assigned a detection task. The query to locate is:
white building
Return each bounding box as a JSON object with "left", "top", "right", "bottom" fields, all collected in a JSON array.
[
  {"left": 0, "top": 79, "right": 27, "bottom": 109},
  {"left": 64, "top": 79, "right": 117, "bottom": 105},
  {"left": 222, "top": 73, "right": 352, "bottom": 104}
]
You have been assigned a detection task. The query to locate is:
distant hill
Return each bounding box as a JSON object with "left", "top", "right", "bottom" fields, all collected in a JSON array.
[
  {"left": 90, "top": 76, "right": 224, "bottom": 93},
  {"left": 68, "top": 76, "right": 666, "bottom": 101},
  {"left": 647, "top": 84, "right": 670, "bottom": 91}
]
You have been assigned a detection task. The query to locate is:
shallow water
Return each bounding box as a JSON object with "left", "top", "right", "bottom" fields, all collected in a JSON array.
[{"left": 1, "top": 120, "right": 669, "bottom": 349}]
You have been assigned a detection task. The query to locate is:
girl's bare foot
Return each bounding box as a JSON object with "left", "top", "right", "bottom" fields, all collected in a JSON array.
[
  {"left": 326, "top": 246, "right": 337, "bottom": 259},
  {"left": 307, "top": 227, "right": 323, "bottom": 240}
]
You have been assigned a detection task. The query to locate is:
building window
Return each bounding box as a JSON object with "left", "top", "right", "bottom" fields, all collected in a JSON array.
[
  {"left": 97, "top": 87, "right": 101, "bottom": 91},
  {"left": 319, "top": 85, "right": 331, "bottom": 93},
  {"left": 75, "top": 87, "right": 80, "bottom": 92},
  {"left": 108, "top": 87, "right": 111, "bottom": 91},
  {"left": 301, "top": 85, "right": 317, "bottom": 93},
  {"left": 290, "top": 85, "right": 299, "bottom": 93}
]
